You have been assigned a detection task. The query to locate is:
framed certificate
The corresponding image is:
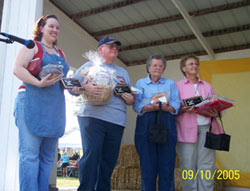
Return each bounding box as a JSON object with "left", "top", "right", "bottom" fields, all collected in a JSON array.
[
  {"left": 114, "top": 84, "right": 132, "bottom": 96},
  {"left": 61, "top": 78, "right": 83, "bottom": 89},
  {"left": 183, "top": 96, "right": 203, "bottom": 107}
]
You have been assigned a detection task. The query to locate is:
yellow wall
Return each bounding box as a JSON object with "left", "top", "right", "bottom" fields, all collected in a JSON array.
[{"left": 199, "top": 58, "right": 250, "bottom": 187}]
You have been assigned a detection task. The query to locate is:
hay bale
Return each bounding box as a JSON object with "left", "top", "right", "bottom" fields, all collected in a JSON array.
[
  {"left": 111, "top": 167, "right": 126, "bottom": 189},
  {"left": 175, "top": 153, "right": 180, "bottom": 168},
  {"left": 214, "top": 178, "right": 225, "bottom": 191},
  {"left": 111, "top": 145, "right": 141, "bottom": 190},
  {"left": 214, "top": 170, "right": 227, "bottom": 191},
  {"left": 118, "top": 144, "right": 140, "bottom": 168},
  {"left": 111, "top": 166, "right": 141, "bottom": 190},
  {"left": 175, "top": 167, "right": 182, "bottom": 191},
  {"left": 124, "top": 167, "right": 141, "bottom": 190},
  {"left": 111, "top": 144, "right": 226, "bottom": 190}
]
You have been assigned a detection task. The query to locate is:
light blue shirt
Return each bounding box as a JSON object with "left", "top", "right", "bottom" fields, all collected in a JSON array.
[
  {"left": 73, "top": 61, "right": 132, "bottom": 127},
  {"left": 61, "top": 155, "right": 69, "bottom": 164},
  {"left": 133, "top": 75, "right": 180, "bottom": 115}
]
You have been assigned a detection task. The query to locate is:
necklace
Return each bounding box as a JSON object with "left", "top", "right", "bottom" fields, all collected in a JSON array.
[{"left": 43, "top": 43, "right": 54, "bottom": 49}]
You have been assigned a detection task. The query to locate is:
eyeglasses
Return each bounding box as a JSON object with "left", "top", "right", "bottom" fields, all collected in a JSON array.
[
  {"left": 185, "top": 62, "right": 199, "bottom": 66},
  {"left": 103, "top": 44, "right": 120, "bottom": 50}
]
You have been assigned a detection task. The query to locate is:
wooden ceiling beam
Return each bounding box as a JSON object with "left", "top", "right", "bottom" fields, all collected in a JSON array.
[
  {"left": 119, "top": 24, "right": 250, "bottom": 51},
  {"left": 171, "top": 0, "right": 215, "bottom": 59},
  {"left": 125, "top": 51, "right": 208, "bottom": 66},
  {"left": 92, "top": 0, "right": 250, "bottom": 37},
  {"left": 71, "top": 0, "right": 145, "bottom": 20},
  {"left": 125, "top": 43, "right": 250, "bottom": 66},
  {"left": 120, "top": 35, "right": 196, "bottom": 51},
  {"left": 93, "top": 15, "right": 183, "bottom": 37},
  {"left": 213, "top": 43, "right": 250, "bottom": 54}
]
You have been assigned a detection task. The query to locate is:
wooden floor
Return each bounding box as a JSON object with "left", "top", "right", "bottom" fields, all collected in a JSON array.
[
  {"left": 58, "top": 188, "right": 138, "bottom": 191},
  {"left": 57, "top": 187, "right": 250, "bottom": 191}
]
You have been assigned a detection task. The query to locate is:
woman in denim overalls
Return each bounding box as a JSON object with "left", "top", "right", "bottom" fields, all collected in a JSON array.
[{"left": 13, "top": 15, "right": 69, "bottom": 191}]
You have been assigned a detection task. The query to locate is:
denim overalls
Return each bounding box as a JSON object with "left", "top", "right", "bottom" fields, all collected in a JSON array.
[{"left": 14, "top": 42, "right": 69, "bottom": 191}]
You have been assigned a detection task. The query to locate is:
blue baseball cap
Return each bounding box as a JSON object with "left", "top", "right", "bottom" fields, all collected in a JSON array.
[{"left": 98, "top": 36, "right": 121, "bottom": 48}]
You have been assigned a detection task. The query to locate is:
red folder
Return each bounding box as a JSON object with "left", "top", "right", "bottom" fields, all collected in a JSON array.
[{"left": 194, "top": 99, "right": 233, "bottom": 117}]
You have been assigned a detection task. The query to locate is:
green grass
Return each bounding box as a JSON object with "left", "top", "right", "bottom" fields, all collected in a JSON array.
[
  {"left": 56, "top": 177, "right": 139, "bottom": 190},
  {"left": 57, "top": 176, "right": 79, "bottom": 188}
]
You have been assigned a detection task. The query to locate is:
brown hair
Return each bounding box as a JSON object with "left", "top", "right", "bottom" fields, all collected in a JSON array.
[
  {"left": 179, "top": 54, "right": 199, "bottom": 76},
  {"left": 33, "top": 15, "right": 59, "bottom": 45}
]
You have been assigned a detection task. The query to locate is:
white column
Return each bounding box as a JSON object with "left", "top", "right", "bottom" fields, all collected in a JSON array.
[{"left": 0, "top": 0, "right": 43, "bottom": 190}]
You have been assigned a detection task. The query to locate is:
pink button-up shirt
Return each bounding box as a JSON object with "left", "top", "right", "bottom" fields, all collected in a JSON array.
[{"left": 176, "top": 78, "right": 224, "bottom": 143}]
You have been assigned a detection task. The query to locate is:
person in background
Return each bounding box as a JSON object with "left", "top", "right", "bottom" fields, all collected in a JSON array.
[
  {"left": 61, "top": 152, "right": 70, "bottom": 177},
  {"left": 70, "top": 151, "right": 80, "bottom": 161},
  {"left": 71, "top": 36, "right": 134, "bottom": 191},
  {"left": 13, "top": 15, "right": 69, "bottom": 191},
  {"left": 57, "top": 149, "right": 61, "bottom": 162},
  {"left": 133, "top": 54, "right": 180, "bottom": 191},
  {"left": 176, "top": 54, "right": 223, "bottom": 191}
]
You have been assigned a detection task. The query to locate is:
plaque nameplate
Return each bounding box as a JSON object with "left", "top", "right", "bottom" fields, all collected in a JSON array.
[
  {"left": 61, "top": 78, "right": 83, "bottom": 89},
  {"left": 183, "top": 96, "right": 203, "bottom": 107},
  {"left": 114, "top": 84, "right": 132, "bottom": 96}
]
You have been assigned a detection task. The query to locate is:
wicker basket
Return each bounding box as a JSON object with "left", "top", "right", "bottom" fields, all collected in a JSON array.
[
  {"left": 80, "top": 65, "right": 115, "bottom": 105},
  {"left": 82, "top": 86, "right": 112, "bottom": 105}
]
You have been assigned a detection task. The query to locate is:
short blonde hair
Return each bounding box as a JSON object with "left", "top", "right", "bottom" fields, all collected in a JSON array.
[{"left": 179, "top": 54, "right": 199, "bottom": 76}]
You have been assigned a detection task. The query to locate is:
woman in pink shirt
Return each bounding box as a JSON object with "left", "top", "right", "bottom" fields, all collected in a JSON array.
[{"left": 176, "top": 55, "right": 223, "bottom": 191}]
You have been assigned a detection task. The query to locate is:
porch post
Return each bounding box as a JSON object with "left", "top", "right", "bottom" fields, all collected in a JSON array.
[{"left": 0, "top": 0, "right": 43, "bottom": 190}]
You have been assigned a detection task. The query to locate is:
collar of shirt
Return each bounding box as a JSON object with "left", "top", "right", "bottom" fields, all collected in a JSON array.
[
  {"left": 183, "top": 77, "right": 204, "bottom": 84},
  {"left": 145, "top": 75, "right": 165, "bottom": 85},
  {"left": 100, "top": 61, "right": 114, "bottom": 68}
]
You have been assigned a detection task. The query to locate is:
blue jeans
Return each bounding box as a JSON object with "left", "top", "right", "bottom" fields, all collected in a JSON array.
[
  {"left": 77, "top": 117, "right": 124, "bottom": 191},
  {"left": 14, "top": 92, "right": 58, "bottom": 191},
  {"left": 135, "top": 111, "right": 177, "bottom": 191}
]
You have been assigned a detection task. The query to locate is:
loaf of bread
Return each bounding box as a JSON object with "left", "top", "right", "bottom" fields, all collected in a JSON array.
[
  {"left": 39, "top": 64, "right": 63, "bottom": 79},
  {"left": 47, "top": 72, "right": 61, "bottom": 80}
]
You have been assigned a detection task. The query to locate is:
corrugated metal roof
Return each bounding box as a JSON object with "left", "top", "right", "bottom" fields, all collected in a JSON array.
[{"left": 49, "top": 0, "right": 250, "bottom": 66}]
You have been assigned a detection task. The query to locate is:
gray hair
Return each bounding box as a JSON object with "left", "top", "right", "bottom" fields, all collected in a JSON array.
[
  {"left": 146, "top": 54, "right": 167, "bottom": 73},
  {"left": 179, "top": 54, "right": 199, "bottom": 76}
]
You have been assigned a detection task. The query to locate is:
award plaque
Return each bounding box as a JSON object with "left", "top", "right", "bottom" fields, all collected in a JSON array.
[
  {"left": 183, "top": 96, "right": 203, "bottom": 107},
  {"left": 61, "top": 78, "right": 83, "bottom": 89},
  {"left": 114, "top": 84, "right": 132, "bottom": 96}
]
